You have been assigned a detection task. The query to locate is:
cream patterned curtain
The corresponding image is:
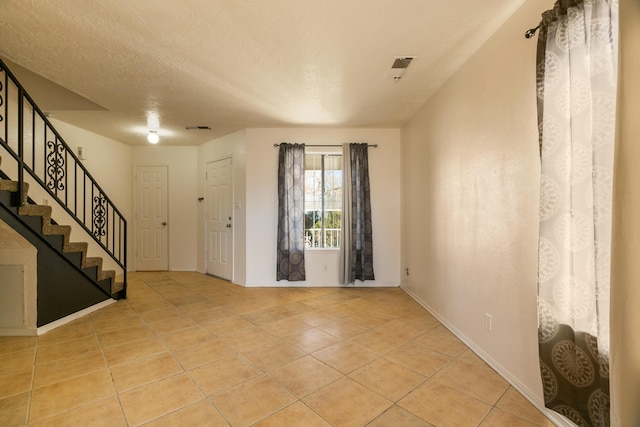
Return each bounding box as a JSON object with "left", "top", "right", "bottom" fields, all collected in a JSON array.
[{"left": 536, "top": 0, "right": 617, "bottom": 425}]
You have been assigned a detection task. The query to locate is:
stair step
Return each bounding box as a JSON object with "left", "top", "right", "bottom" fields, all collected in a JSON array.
[
  {"left": 65, "top": 241, "right": 88, "bottom": 254},
  {"left": 0, "top": 180, "right": 29, "bottom": 203},
  {"left": 1, "top": 176, "right": 124, "bottom": 300}
]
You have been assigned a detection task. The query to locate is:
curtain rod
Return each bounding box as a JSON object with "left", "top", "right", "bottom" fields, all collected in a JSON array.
[{"left": 273, "top": 143, "right": 378, "bottom": 148}]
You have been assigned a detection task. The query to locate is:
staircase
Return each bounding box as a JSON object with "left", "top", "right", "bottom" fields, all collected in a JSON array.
[{"left": 0, "top": 58, "right": 127, "bottom": 328}]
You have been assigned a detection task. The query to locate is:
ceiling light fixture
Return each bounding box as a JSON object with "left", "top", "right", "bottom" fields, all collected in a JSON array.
[{"left": 147, "top": 130, "right": 159, "bottom": 144}]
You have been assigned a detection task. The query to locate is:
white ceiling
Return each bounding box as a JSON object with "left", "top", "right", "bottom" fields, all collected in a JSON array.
[{"left": 0, "top": 0, "right": 525, "bottom": 146}]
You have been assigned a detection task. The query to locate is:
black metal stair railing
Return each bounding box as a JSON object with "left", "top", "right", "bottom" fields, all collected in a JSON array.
[{"left": 0, "top": 58, "right": 126, "bottom": 295}]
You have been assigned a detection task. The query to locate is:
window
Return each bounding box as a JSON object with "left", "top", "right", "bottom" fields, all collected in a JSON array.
[{"left": 304, "top": 153, "right": 342, "bottom": 248}]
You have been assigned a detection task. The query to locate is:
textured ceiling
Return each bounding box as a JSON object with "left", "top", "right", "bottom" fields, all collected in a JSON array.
[{"left": 0, "top": 0, "right": 525, "bottom": 146}]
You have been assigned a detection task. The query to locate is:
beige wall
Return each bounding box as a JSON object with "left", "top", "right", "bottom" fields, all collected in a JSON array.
[
  {"left": 611, "top": 0, "right": 640, "bottom": 424},
  {"left": 48, "top": 119, "right": 133, "bottom": 273},
  {"left": 197, "top": 130, "right": 247, "bottom": 284},
  {"left": 401, "top": 0, "right": 549, "bottom": 410},
  {"left": 244, "top": 128, "right": 401, "bottom": 287},
  {"left": 132, "top": 146, "right": 199, "bottom": 271}
]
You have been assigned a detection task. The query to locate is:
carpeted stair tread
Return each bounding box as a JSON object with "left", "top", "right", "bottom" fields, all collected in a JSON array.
[
  {"left": 99, "top": 270, "right": 115, "bottom": 282},
  {"left": 44, "top": 224, "right": 71, "bottom": 237},
  {"left": 18, "top": 204, "right": 52, "bottom": 218},
  {"left": 64, "top": 241, "right": 88, "bottom": 254},
  {"left": 112, "top": 281, "right": 125, "bottom": 294},
  {"left": 83, "top": 257, "right": 103, "bottom": 269},
  {"left": 0, "top": 179, "right": 29, "bottom": 194}
]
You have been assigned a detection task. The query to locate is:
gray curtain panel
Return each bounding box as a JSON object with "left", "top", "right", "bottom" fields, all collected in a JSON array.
[
  {"left": 276, "top": 143, "right": 306, "bottom": 281},
  {"left": 536, "top": 1, "right": 617, "bottom": 425},
  {"left": 340, "top": 143, "right": 374, "bottom": 283}
]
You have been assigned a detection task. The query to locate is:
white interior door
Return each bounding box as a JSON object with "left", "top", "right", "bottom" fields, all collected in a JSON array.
[
  {"left": 135, "top": 166, "right": 168, "bottom": 271},
  {"left": 206, "top": 158, "right": 233, "bottom": 279}
]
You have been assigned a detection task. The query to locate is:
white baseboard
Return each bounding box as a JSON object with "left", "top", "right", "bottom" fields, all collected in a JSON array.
[
  {"left": 37, "top": 299, "right": 116, "bottom": 335},
  {"left": 0, "top": 328, "right": 37, "bottom": 336},
  {"left": 401, "top": 285, "right": 574, "bottom": 427}
]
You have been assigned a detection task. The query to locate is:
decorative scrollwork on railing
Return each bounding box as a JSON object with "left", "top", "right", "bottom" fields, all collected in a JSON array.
[
  {"left": 46, "top": 140, "right": 66, "bottom": 191},
  {"left": 93, "top": 195, "right": 107, "bottom": 237}
]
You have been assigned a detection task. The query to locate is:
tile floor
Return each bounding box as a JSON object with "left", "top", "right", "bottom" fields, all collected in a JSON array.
[{"left": 0, "top": 272, "right": 556, "bottom": 427}]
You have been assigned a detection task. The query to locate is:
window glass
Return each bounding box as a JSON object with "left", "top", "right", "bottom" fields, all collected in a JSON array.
[{"left": 304, "top": 153, "right": 342, "bottom": 248}]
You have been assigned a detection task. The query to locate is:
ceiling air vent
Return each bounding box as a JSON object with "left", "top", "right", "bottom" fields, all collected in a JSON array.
[
  {"left": 185, "top": 126, "right": 212, "bottom": 130},
  {"left": 386, "top": 56, "right": 415, "bottom": 80}
]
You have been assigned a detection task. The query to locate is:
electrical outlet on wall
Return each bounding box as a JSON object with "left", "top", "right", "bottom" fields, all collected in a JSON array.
[{"left": 484, "top": 313, "right": 492, "bottom": 331}]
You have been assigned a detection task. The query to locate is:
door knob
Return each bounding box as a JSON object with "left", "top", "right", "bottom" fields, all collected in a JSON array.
[
  {"left": 226, "top": 224, "right": 232, "bottom": 228},
  {"left": 162, "top": 222, "right": 167, "bottom": 226}
]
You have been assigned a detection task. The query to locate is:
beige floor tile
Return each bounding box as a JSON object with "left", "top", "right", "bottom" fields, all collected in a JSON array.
[
  {"left": 29, "top": 396, "right": 126, "bottom": 427},
  {"left": 400, "top": 308, "right": 441, "bottom": 329},
  {"left": 314, "top": 318, "right": 370, "bottom": 339},
  {"left": 0, "top": 273, "right": 547, "bottom": 427},
  {"left": 119, "top": 373, "right": 203, "bottom": 426},
  {"left": 282, "top": 328, "right": 341, "bottom": 353},
  {"left": 260, "top": 317, "right": 313, "bottom": 338},
  {"left": 189, "top": 356, "right": 262, "bottom": 395},
  {"left": 178, "top": 300, "right": 228, "bottom": 314},
  {"left": 0, "top": 369, "right": 32, "bottom": 400},
  {"left": 368, "top": 405, "right": 435, "bottom": 427},
  {"left": 29, "top": 369, "right": 116, "bottom": 422},
  {"left": 102, "top": 337, "right": 166, "bottom": 366},
  {"left": 0, "top": 336, "right": 37, "bottom": 356},
  {"left": 92, "top": 309, "right": 144, "bottom": 334},
  {"left": 139, "top": 307, "right": 183, "bottom": 323},
  {"left": 412, "top": 328, "right": 469, "bottom": 357},
  {"left": 343, "top": 310, "right": 396, "bottom": 328},
  {"left": 293, "top": 309, "right": 341, "bottom": 327},
  {"left": 143, "top": 399, "right": 229, "bottom": 427},
  {"left": 241, "top": 302, "right": 313, "bottom": 325},
  {"left": 36, "top": 335, "right": 100, "bottom": 364},
  {"left": 242, "top": 341, "right": 306, "bottom": 371},
  {"left": 33, "top": 350, "right": 106, "bottom": 388},
  {"left": 253, "top": 401, "right": 332, "bottom": 427},
  {"left": 268, "top": 355, "right": 342, "bottom": 398},
  {"left": 301, "top": 292, "right": 360, "bottom": 309},
  {"left": 159, "top": 326, "right": 213, "bottom": 351},
  {"left": 312, "top": 342, "right": 379, "bottom": 374},
  {"left": 219, "top": 327, "right": 278, "bottom": 352},
  {"left": 36, "top": 322, "right": 95, "bottom": 347},
  {"left": 321, "top": 301, "right": 363, "bottom": 318},
  {"left": 0, "top": 392, "right": 29, "bottom": 426},
  {"left": 166, "top": 293, "right": 207, "bottom": 307},
  {"left": 211, "top": 375, "right": 296, "bottom": 427},
  {"left": 496, "top": 387, "right": 556, "bottom": 426},
  {"left": 171, "top": 337, "right": 235, "bottom": 370},
  {"left": 147, "top": 315, "right": 197, "bottom": 335},
  {"left": 98, "top": 324, "right": 156, "bottom": 348},
  {"left": 204, "top": 316, "right": 254, "bottom": 336},
  {"left": 375, "top": 318, "right": 430, "bottom": 341},
  {"left": 304, "top": 377, "right": 393, "bottom": 427},
  {"left": 349, "top": 329, "right": 408, "bottom": 354},
  {"left": 350, "top": 358, "right": 426, "bottom": 401},
  {"left": 110, "top": 352, "right": 182, "bottom": 391},
  {"left": 129, "top": 299, "right": 176, "bottom": 314},
  {"left": 431, "top": 359, "right": 509, "bottom": 405},
  {"left": 385, "top": 343, "right": 452, "bottom": 377},
  {"left": 0, "top": 348, "right": 35, "bottom": 375},
  {"left": 187, "top": 307, "right": 235, "bottom": 324},
  {"left": 399, "top": 380, "right": 491, "bottom": 427},
  {"left": 480, "top": 407, "right": 538, "bottom": 426}
]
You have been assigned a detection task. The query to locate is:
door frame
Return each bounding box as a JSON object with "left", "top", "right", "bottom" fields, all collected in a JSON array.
[
  {"left": 134, "top": 164, "right": 170, "bottom": 271},
  {"left": 204, "top": 156, "right": 234, "bottom": 281}
]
